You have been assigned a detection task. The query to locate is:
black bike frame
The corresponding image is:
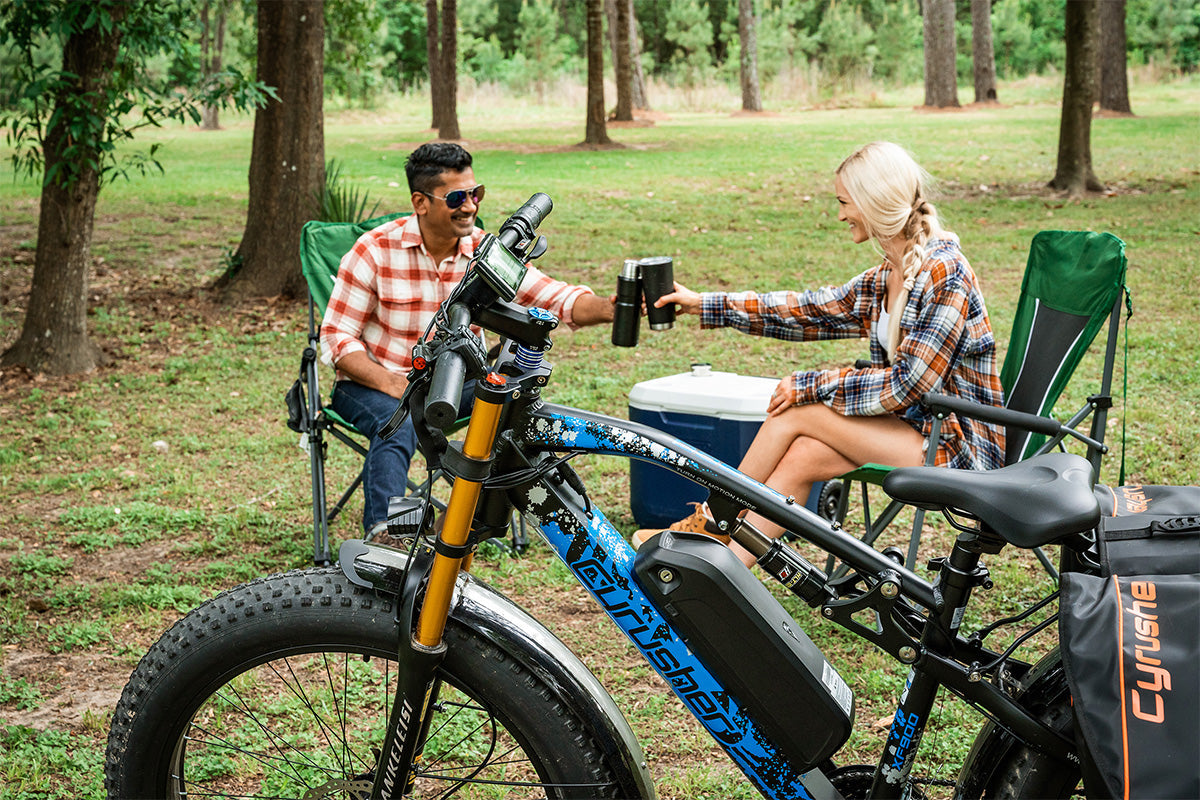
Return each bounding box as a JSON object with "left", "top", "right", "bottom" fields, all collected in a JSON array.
[{"left": 455, "top": 398, "right": 1078, "bottom": 799}]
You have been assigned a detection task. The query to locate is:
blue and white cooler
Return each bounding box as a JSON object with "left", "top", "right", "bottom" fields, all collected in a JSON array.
[{"left": 627, "top": 363, "right": 822, "bottom": 529}]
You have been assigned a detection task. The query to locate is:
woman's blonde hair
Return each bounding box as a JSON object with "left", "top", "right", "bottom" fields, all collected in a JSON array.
[{"left": 836, "top": 141, "right": 939, "bottom": 360}]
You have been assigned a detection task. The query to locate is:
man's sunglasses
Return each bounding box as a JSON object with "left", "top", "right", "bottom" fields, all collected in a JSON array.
[{"left": 422, "top": 184, "right": 485, "bottom": 209}]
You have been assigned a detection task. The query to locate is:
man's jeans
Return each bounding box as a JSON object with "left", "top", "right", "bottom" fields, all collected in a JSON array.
[{"left": 330, "top": 378, "right": 474, "bottom": 532}]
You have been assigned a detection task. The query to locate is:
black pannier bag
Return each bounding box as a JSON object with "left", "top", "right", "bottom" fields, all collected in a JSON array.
[
  {"left": 1094, "top": 482, "right": 1200, "bottom": 517},
  {"left": 1059, "top": 514, "right": 1200, "bottom": 799}
]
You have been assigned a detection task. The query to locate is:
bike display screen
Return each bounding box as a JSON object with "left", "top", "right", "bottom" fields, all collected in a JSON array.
[{"left": 470, "top": 235, "right": 527, "bottom": 302}]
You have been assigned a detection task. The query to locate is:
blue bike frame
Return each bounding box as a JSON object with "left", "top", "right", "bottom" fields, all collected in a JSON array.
[{"left": 502, "top": 402, "right": 934, "bottom": 798}]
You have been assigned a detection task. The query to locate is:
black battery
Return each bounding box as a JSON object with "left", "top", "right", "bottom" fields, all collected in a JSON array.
[{"left": 633, "top": 530, "right": 854, "bottom": 770}]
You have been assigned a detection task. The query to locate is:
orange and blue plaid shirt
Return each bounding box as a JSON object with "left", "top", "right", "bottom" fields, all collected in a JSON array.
[
  {"left": 700, "top": 236, "right": 1005, "bottom": 470},
  {"left": 321, "top": 213, "right": 594, "bottom": 377}
]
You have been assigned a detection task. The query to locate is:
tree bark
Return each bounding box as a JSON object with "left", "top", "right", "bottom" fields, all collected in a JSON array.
[
  {"left": 584, "top": 0, "right": 611, "bottom": 144},
  {"left": 606, "top": 0, "right": 646, "bottom": 113},
  {"left": 1099, "top": 0, "right": 1133, "bottom": 114},
  {"left": 970, "top": 0, "right": 997, "bottom": 103},
  {"left": 437, "top": 0, "right": 460, "bottom": 139},
  {"left": 738, "top": 0, "right": 762, "bottom": 111},
  {"left": 200, "top": 0, "right": 227, "bottom": 129},
  {"left": 222, "top": 0, "right": 325, "bottom": 302},
  {"left": 628, "top": 1, "right": 649, "bottom": 110},
  {"left": 612, "top": 0, "right": 633, "bottom": 120},
  {"left": 922, "top": 0, "right": 960, "bottom": 108},
  {"left": 1, "top": 11, "right": 126, "bottom": 375},
  {"left": 1050, "top": 0, "right": 1104, "bottom": 195},
  {"left": 426, "top": 0, "right": 443, "bottom": 130}
]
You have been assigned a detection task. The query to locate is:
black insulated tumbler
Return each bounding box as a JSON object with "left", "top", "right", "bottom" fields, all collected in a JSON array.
[
  {"left": 611, "top": 259, "right": 641, "bottom": 347},
  {"left": 639, "top": 256, "right": 675, "bottom": 331}
]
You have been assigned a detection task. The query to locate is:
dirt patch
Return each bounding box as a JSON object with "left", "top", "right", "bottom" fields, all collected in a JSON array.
[
  {"left": 729, "top": 109, "right": 783, "bottom": 118},
  {"left": 1, "top": 647, "right": 129, "bottom": 732}
]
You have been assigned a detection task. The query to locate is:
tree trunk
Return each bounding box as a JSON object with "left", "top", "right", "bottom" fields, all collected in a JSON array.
[
  {"left": 606, "top": 0, "right": 647, "bottom": 113},
  {"left": 438, "top": 0, "right": 460, "bottom": 139},
  {"left": 584, "top": 0, "right": 611, "bottom": 144},
  {"left": 223, "top": 0, "right": 325, "bottom": 302},
  {"left": 1099, "top": 0, "right": 1133, "bottom": 114},
  {"left": 1, "top": 9, "right": 126, "bottom": 375},
  {"left": 612, "top": 0, "right": 633, "bottom": 120},
  {"left": 922, "top": 0, "right": 960, "bottom": 108},
  {"left": 970, "top": 0, "right": 997, "bottom": 103},
  {"left": 738, "top": 0, "right": 762, "bottom": 111},
  {"left": 1050, "top": 0, "right": 1104, "bottom": 195},
  {"left": 628, "top": 1, "right": 649, "bottom": 110},
  {"left": 426, "top": 0, "right": 443, "bottom": 130},
  {"left": 200, "top": 0, "right": 227, "bottom": 129}
]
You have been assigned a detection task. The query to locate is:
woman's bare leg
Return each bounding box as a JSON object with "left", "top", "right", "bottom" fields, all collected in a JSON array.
[{"left": 729, "top": 404, "right": 926, "bottom": 565}]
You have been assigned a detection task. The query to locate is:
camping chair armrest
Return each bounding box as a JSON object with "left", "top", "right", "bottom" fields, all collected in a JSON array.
[{"left": 919, "top": 392, "right": 1107, "bottom": 453}]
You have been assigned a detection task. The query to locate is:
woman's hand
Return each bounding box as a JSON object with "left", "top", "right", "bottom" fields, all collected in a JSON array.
[
  {"left": 652, "top": 281, "right": 702, "bottom": 316},
  {"left": 767, "top": 376, "right": 798, "bottom": 417}
]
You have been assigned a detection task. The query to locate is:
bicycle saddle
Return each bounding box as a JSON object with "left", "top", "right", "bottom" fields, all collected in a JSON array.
[{"left": 882, "top": 452, "right": 1100, "bottom": 549}]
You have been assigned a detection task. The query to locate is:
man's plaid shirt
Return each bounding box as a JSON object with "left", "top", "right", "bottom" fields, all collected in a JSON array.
[
  {"left": 321, "top": 213, "right": 593, "bottom": 376},
  {"left": 699, "top": 236, "right": 1005, "bottom": 470}
]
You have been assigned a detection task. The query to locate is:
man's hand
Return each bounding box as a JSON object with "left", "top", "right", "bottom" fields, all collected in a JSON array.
[
  {"left": 334, "top": 351, "right": 409, "bottom": 399},
  {"left": 572, "top": 292, "right": 616, "bottom": 326}
]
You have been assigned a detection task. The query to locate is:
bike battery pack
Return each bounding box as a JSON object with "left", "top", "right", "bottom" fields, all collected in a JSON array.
[{"left": 633, "top": 531, "right": 854, "bottom": 770}]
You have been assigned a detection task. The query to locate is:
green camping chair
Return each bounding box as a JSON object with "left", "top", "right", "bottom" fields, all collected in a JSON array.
[
  {"left": 820, "top": 230, "right": 1130, "bottom": 577},
  {"left": 287, "top": 212, "right": 526, "bottom": 565}
]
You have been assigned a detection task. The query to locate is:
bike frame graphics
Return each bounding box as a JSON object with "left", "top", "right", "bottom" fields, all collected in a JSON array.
[{"left": 511, "top": 403, "right": 852, "bottom": 799}]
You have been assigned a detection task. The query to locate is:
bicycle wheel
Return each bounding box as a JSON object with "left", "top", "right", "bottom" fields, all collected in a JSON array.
[
  {"left": 961, "top": 649, "right": 1083, "bottom": 799},
  {"left": 105, "top": 568, "right": 633, "bottom": 799}
]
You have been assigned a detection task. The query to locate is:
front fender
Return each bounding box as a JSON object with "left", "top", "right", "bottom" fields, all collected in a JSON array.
[{"left": 340, "top": 540, "right": 656, "bottom": 799}]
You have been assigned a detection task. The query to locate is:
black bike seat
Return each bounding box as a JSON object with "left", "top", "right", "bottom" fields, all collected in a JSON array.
[{"left": 882, "top": 452, "right": 1100, "bottom": 549}]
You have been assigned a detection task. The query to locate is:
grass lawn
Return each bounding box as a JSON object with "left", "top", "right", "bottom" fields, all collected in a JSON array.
[{"left": 1, "top": 75, "right": 1197, "bottom": 798}]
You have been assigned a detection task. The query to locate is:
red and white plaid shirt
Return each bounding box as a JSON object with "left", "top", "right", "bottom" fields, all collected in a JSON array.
[{"left": 321, "top": 213, "right": 594, "bottom": 377}]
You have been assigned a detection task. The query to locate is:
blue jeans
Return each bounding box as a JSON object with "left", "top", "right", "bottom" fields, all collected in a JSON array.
[{"left": 329, "top": 379, "right": 475, "bottom": 532}]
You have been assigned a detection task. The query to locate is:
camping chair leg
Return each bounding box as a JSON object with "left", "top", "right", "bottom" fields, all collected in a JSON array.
[
  {"left": 308, "top": 437, "right": 333, "bottom": 567},
  {"left": 825, "top": 485, "right": 907, "bottom": 578},
  {"left": 1033, "top": 546, "right": 1059, "bottom": 581},
  {"left": 906, "top": 509, "right": 927, "bottom": 571},
  {"left": 328, "top": 468, "right": 364, "bottom": 524}
]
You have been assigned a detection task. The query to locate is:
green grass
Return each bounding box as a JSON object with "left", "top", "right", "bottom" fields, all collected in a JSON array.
[{"left": 1, "top": 74, "right": 1198, "bottom": 797}]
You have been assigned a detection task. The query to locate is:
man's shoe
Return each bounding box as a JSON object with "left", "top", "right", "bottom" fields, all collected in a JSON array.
[{"left": 631, "top": 503, "right": 731, "bottom": 550}]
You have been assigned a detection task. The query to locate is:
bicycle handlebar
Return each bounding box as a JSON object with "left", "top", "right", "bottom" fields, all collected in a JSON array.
[
  {"left": 424, "top": 303, "right": 473, "bottom": 429},
  {"left": 497, "top": 192, "right": 553, "bottom": 251},
  {"left": 420, "top": 193, "right": 555, "bottom": 429}
]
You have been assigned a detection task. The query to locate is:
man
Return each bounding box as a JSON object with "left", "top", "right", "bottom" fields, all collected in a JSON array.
[{"left": 321, "top": 142, "right": 614, "bottom": 537}]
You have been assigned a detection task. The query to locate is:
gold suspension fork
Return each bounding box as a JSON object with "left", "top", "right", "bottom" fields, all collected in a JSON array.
[{"left": 415, "top": 373, "right": 510, "bottom": 648}]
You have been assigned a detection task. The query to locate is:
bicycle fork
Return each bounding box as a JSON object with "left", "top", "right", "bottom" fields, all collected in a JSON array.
[{"left": 371, "top": 375, "right": 511, "bottom": 799}]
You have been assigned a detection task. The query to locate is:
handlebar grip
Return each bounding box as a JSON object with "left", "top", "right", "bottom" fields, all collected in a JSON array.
[
  {"left": 425, "top": 303, "right": 472, "bottom": 429},
  {"left": 921, "top": 392, "right": 1062, "bottom": 437},
  {"left": 498, "top": 193, "right": 553, "bottom": 249}
]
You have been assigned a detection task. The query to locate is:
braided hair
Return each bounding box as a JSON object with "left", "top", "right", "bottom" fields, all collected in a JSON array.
[{"left": 836, "top": 142, "right": 939, "bottom": 361}]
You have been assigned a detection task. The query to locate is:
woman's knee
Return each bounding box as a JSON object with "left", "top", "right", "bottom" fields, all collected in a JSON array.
[{"left": 771, "top": 435, "right": 842, "bottom": 483}]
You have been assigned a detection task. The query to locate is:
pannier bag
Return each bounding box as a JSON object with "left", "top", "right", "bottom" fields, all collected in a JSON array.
[
  {"left": 1094, "top": 482, "right": 1200, "bottom": 517},
  {"left": 1059, "top": 514, "right": 1200, "bottom": 799}
]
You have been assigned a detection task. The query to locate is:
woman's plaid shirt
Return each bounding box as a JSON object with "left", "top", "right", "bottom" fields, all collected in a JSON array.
[
  {"left": 321, "top": 213, "right": 593, "bottom": 377},
  {"left": 699, "top": 237, "right": 1005, "bottom": 470}
]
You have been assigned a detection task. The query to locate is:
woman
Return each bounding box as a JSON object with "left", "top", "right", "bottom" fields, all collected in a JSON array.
[{"left": 633, "top": 141, "right": 1005, "bottom": 565}]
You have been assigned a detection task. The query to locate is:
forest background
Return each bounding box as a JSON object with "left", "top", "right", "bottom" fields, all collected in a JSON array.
[
  {"left": 1, "top": 0, "right": 1199, "bottom": 797},
  {"left": 4, "top": 0, "right": 1196, "bottom": 112}
]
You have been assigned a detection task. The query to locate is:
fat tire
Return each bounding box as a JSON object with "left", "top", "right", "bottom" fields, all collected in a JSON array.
[
  {"left": 105, "top": 567, "right": 634, "bottom": 799},
  {"left": 960, "top": 649, "right": 1083, "bottom": 799}
]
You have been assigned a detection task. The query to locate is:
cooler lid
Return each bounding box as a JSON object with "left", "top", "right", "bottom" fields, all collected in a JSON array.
[{"left": 628, "top": 363, "right": 779, "bottom": 421}]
